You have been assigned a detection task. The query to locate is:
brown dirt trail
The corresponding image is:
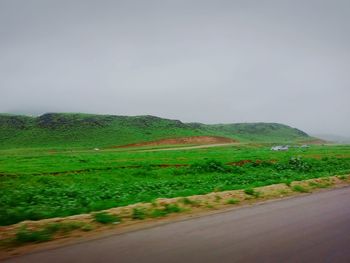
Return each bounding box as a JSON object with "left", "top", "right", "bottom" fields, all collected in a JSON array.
[{"left": 113, "top": 136, "right": 237, "bottom": 148}]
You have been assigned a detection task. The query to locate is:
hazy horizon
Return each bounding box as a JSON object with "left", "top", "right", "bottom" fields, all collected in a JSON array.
[{"left": 1, "top": 0, "right": 349, "bottom": 137}]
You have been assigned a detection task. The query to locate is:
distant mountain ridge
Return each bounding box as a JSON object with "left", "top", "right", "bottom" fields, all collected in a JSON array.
[{"left": 0, "top": 113, "right": 312, "bottom": 149}]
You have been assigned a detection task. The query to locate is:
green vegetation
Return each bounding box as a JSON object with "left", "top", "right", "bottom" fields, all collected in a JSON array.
[
  {"left": 0, "top": 113, "right": 312, "bottom": 149},
  {"left": 150, "top": 209, "right": 168, "bottom": 218},
  {"left": 244, "top": 188, "right": 260, "bottom": 198},
  {"left": 0, "top": 114, "right": 348, "bottom": 227},
  {"left": 93, "top": 212, "right": 120, "bottom": 224},
  {"left": 149, "top": 204, "right": 183, "bottom": 218},
  {"left": 81, "top": 224, "right": 93, "bottom": 231},
  {"left": 2, "top": 111, "right": 349, "bottom": 251},
  {"left": 1, "top": 144, "right": 349, "bottom": 226},
  {"left": 337, "top": 175, "right": 349, "bottom": 180},
  {"left": 292, "top": 185, "right": 309, "bottom": 193},
  {"left": 164, "top": 204, "right": 182, "bottom": 213},
  {"left": 189, "top": 159, "right": 232, "bottom": 174},
  {"left": 284, "top": 180, "right": 293, "bottom": 187},
  {"left": 308, "top": 181, "right": 331, "bottom": 189},
  {"left": 16, "top": 226, "right": 52, "bottom": 243},
  {"left": 226, "top": 198, "right": 240, "bottom": 205},
  {"left": 15, "top": 222, "right": 86, "bottom": 244},
  {"left": 132, "top": 208, "right": 147, "bottom": 220},
  {"left": 181, "top": 197, "right": 199, "bottom": 206}
]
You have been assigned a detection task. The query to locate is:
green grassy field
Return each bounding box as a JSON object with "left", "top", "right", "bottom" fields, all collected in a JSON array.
[
  {"left": 0, "top": 112, "right": 347, "bottom": 227},
  {"left": 1, "top": 144, "right": 349, "bottom": 226}
]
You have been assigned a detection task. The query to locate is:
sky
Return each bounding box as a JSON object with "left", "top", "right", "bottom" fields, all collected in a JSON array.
[{"left": 1, "top": 0, "right": 349, "bottom": 136}]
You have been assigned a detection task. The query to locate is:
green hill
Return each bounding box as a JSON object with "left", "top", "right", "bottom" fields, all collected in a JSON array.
[{"left": 0, "top": 113, "right": 311, "bottom": 149}]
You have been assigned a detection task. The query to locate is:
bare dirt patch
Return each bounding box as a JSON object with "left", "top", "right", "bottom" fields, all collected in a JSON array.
[{"left": 113, "top": 136, "right": 238, "bottom": 148}]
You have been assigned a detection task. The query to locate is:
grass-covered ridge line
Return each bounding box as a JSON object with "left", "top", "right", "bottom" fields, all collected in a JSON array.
[{"left": 0, "top": 112, "right": 311, "bottom": 149}]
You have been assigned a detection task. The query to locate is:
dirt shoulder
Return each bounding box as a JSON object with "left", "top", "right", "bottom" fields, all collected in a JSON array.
[
  {"left": 112, "top": 136, "right": 238, "bottom": 149},
  {"left": 1, "top": 174, "right": 349, "bottom": 260},
  {"left": 137, "top": 143, "right": 238, "bottom": 152}
]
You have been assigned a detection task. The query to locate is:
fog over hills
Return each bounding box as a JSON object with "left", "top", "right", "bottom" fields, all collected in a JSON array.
[
  {"left": 313, "top": 134, "right": 350, "bottom": 144},
  {"left": 1, "top": 0, "right": 350, "bottom": 137}
]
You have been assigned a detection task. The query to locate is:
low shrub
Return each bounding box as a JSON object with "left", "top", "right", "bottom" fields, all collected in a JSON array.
[
  {"left": 338, "top": 175, "right": 348, "bottom": 180},
  {"left": 275, "top": 157, "right": 313, "bottom": 172},
  {"left": 308, "top": 181, "right": 330, "bottom": 189},
  {"left": 15, "top": 226, "right": 52, "bottom": 244},
  {"left": 132, "top": 208, "right": 146, "bottom": 220},
  {"left": 244, "top": 188, "right": 260, "bottom": 198},
  {"left": 283, "top": 179, "right": 293, "bottom": 187},
  {"left": 81, "top": 224, "right": 93, "bottom": 231},
  {"left": 292, "top": 185, "right": 309, "bottom": 193},
  {"left": 180, "top": 197, "right": 200, "bottom": 207},
  {"left": 94, "top": 212, "right": 120, "bottom": 224},
  {"left": 214, "top": 195, "right": 222, "bottom": 202},
  {"left": 181, "top": 197, "right": 195, "bottom": 205},
  {"left": 163, "top": 204, "right": 182, "bottom": 213},
  {"left": 150, "top": 209, "right": 168, "bottom": 218},
  {"left": 226, "top": 198, "right": 239, "bottom": 205}
]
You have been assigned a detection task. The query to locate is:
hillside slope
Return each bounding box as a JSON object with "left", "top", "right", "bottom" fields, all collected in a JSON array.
[{"left": 0, "top": 113, "right": 311, "bottom": 149}]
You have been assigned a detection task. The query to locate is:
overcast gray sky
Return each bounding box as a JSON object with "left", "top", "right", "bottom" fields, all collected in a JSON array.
[{"left": 1, "top": 0, "right": 349, "bottom": 136}]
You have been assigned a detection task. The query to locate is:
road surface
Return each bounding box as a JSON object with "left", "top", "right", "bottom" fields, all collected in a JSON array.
[{"left": 5, "top": 187, "right": 350, "bottom": 263}]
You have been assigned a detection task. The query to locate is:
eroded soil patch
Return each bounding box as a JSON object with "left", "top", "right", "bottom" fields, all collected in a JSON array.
[{"left": 113, "top": 136, "right": 238, "bottom": 148}]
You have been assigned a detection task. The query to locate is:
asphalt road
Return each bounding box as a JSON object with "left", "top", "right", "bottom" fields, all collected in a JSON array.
[{"left": 5, "top": 187, "right": 350, "bottom": 263}]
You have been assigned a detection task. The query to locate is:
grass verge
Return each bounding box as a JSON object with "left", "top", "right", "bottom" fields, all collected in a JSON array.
[{"left": 0, "top": 174, "right": 349, "bottom": 255}]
